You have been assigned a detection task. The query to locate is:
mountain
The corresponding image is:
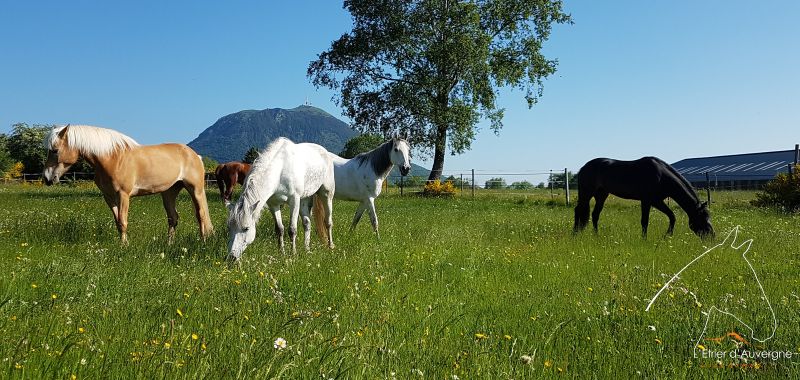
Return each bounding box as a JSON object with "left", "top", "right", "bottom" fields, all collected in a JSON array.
[{"left": 188, "top": 105, "right": 358, "bottom": 163}]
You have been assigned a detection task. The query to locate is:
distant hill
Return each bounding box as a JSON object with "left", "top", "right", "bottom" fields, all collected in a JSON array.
[{"left": 188, "top": 105, "right": 358, "bottom": 163}]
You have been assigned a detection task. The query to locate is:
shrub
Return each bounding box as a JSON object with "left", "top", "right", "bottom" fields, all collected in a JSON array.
[
  {"left": 423, "top": 179, "right": 457, "bottom": 197},
  {"left": 752, "top": 165, "right": 800, "bottom": 212},
  {"left": 2, "top": 162, "right": 24, "bottom": 180}
]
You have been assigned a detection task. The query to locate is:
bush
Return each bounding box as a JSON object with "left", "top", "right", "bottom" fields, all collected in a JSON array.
[
  {"left": 423, "top": 179, "right": 457, "bottom": 197},
  {"left": 2, "top": 162, "right": 24, "bottom": 179},
  {"left": 485, "top": 177, "right": 506, "bottom": 189},
  {"left": 752, "top": 165, "right": 800, "bottom": 212}
]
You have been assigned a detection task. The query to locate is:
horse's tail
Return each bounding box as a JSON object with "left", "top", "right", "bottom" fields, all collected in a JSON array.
[{"left": 312, "top": 194, "right": 332, "bottom": 248}]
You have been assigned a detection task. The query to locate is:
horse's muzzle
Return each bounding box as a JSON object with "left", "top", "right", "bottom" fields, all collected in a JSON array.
[
  {"left": 44, "top": 178, "right": 54, "bottom": 186},
  {"left": 400, "top": 166, "right": 411, "bottom": 176}
]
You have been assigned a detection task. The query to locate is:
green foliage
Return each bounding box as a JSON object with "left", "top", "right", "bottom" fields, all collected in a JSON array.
[
  {"left": 7, "top": 123, "right": 51, "bottom": 174},
  {"left": 485, "top": 177, "right": 506, "bottom": 189},
  {"left": 242, "top": 147, "right": 260, "bottom": 164},
  {"left": 201, "top": 156, "right": 219, "bottom": 173},
  {"left": 396, "top": 175, "right": 426, "bottom": 187},
  {"left": 309, "top": 0, "right": 570, "bottom": 180},
  {"left": 509, "top": 180, "right": 534, "bottom": 190},
  {"left": 0, "top": 134, "right": 14, "bottom": 175},
  {"left": 752, "top": 165, "right": 800, "bottom": 212},
  {"left": 338, "top": 134, "right": 385, "bottom": 158},
  {"left": 548, "top": 171, "right": 577, "bottom": 189},
  {"left": 536, "top": 182, "right": 546, "bottom": 189}
]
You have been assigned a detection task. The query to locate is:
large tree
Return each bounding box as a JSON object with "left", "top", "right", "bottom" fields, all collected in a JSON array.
[
  {"left": 309, "top": 0, "right": 570, "bottom": 180},
  {"left": 7, "top": 123, "right": 50, "bottom": 174}
]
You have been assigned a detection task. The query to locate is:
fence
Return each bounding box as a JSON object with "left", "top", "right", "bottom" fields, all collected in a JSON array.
[{"left": 5, "top": 167, "right": 791, "bottom": 206}]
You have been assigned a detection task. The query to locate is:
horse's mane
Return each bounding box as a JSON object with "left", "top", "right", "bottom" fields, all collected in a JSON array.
[
  {"left": 45, "top": 125, "right": 139, "bottom": 157},
  {"left": 354, "top": 139, "right": 395, "bottom": 177},
  {"left": 655, "top": 157, "right": 700, "bottom": 206},
  {"left": 230, "top": 138, "right": 292, "bottom": 225}
]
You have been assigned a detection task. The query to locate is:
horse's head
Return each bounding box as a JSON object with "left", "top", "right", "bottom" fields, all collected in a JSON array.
[
  {"left": 689, "top": 201, "right": 714, "bottom": 239},
  {"left": 226, "top": 200, "right": 259, "bottom": 261},
  {"left": 390, "top": 138, "right": 412, "bottom": 176},
  {"left": 42, "top": 125, "right": 79, "bottom": 186}
]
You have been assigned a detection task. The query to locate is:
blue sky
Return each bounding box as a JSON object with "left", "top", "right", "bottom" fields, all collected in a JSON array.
[{"left": 1, "top": 1, "right": 798, "bottom": 184}]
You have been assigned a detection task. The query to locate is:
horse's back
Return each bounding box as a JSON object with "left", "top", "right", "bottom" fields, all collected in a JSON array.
[
  {"left": 120, "top": 143, "right": 205, "bottom": 194},
  {"left": 577, "top": 157, "right": 669, "bottom": 200}
]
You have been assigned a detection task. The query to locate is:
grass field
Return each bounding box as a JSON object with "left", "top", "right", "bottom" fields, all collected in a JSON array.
[{"left": 1, "top": 183, "right": 798, "bottom": 379}]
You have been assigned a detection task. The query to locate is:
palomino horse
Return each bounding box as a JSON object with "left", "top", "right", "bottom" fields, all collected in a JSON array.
[
  {"left": 573, "top": 157, "right": 714, "bottom": 238},
  {"left": 327, "top": 138, "right": 411, "bottom": 237},
  {"left": 227, "top": 137, "right": 335, "bottom": 261},
  {"left": 214, "top": 161, "right": 251, "bottom": 203},
  {"left": 43, "top": 125, "right": 213, "bottom": 243}
]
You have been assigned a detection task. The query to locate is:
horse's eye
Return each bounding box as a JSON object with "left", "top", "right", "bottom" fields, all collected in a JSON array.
[
  {"left": 394, "top": 148, "right": 399, "bottom": 152},
  {"left": 242, "top": 227, "right": 250, "bottom": 232},
  {"left": 50, "top": 149, "right": 58, "bottom": 154}
]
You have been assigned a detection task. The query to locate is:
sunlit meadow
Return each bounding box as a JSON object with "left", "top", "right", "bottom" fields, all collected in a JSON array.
[{"left": 1, "top": 183, "right": 799, "bottom": 378}]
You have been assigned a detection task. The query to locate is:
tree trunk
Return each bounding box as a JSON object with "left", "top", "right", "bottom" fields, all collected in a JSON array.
[{"left": 427, "top": 125, "right": 447, "bottom": 181}]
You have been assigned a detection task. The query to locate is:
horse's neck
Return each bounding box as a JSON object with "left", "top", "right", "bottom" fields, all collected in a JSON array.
[
  {"left": 666, "top": 179, "right": 700, "bottom": 214},
  {"left": 81, "top": 151, "right": 116, "bottom": 178}
]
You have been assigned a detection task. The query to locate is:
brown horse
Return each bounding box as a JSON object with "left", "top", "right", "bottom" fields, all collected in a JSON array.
[
  {"left": 43, "top": 124, "right": 214, "bottom": 244},
  {"left": 214, "top": 161, "right": 251, "bottom": 204}
]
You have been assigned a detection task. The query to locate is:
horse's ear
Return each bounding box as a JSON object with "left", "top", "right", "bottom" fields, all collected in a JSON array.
[
  {"left": 58, "top": 124, "right": 70, "bottom": 138},
  {"left": 225, "top": 200, "right": 232, "bottom": 210}
]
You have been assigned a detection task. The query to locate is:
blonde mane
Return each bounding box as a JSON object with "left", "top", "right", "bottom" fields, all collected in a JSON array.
[{"left": 45, "top": 125, "right": 139, "bottom": 157}]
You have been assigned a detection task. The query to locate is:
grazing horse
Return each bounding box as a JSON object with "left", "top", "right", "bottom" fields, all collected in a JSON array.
[
  {"left": 327, "top": 138, "right": 412, "bottom": 237},
  {"left": 573, "top": 156, "right": 714, "bottom": 238},
  {"left": 43, "top": 125, "right": 213, "bottom": 243},
  {"left": 227, "top": 137, "right": 335, "bottom": 261},
  {"left": 214, "top": 161, "right": 251, "bottom": 204}
]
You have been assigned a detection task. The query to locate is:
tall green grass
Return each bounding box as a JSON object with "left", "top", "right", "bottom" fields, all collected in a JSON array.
[{"left": 1, "top": 184, "right": 798, "bottom": 378}]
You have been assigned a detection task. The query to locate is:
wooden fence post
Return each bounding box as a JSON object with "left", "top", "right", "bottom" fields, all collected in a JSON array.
[
  {"left": 564, "top": 168, "right": 570, "bottom": 206},
  {"left": 705, "top": 172, "right": 711, "bottom": 205}
]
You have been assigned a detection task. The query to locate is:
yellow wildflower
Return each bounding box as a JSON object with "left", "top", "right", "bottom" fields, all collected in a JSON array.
[
  {"left": 78, "top": 327, "right": 85, "bottom": 334},
  {"left": 191, "top": 333, "right": 199, "bottom": 340},
  {"left": 176, "top": 308, "right": 184, "bottom": 318},
  {"left": 51, "top": 294, "right": 57, "bottom": 300},
  {"left": 544, "top": 359, "right": 553, "bottom": 368},
  {"left": 474, "top": 333, "right": 488, "bottom": 340}
]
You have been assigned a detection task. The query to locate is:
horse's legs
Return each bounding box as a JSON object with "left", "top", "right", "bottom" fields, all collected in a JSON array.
[
  {"left": 216, "top": 172, "right": 227, "bottom": 202},
  {"left": 351, "top": 202, "right": 367, "bottom": 231},
  {"left": 366, "top": 197, "right": 379, "bottom": 239},
  {"left": 225, "top": 173, "right": 237, "bottom": 203},
  {"left": 271, "top": 206, "right": 285, "bottom": 254},
  {"left": 118, "top": 192, "right": 131, "bottom": 245},
  {"left": 591, "top": 191, "right": 609, "bottom": 233},
  {"left": 185, "top": 182, "right": 214, "bottom": 240},
  {"left": 288, "top": 196, "right": 301, "bottom": 254},
  {"left": 102, "top": 192, "right": 122, "bottom": 239},
  {"left": 160, "top": 184, "right": 182, "bottom": 243},
  {"left": 323, "top": 193, "right": 334, "bottom": 248},
  {"left": 300, "top": 198, "right": 312, "bottom": 251},
  {"left": 652, "top": 199, "right": 676, "bottom": 236},
  {"left": 640, "top": 201, "right": 652, "bottom": 238}
]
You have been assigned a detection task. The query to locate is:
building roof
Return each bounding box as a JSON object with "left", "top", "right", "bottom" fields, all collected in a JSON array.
[{"left": 672, "top": 149, "right": 797, "bottom": 183}]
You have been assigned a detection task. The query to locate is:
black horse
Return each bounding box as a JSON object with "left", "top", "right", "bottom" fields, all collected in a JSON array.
[{"left": 573, "top": 157, "right": 714, "bottom": 238}]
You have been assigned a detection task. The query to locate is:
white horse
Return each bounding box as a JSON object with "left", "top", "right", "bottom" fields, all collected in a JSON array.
[
  {"left": 328, "top": 138, "right": 412, "bottom": 237},
  {"left": 227, "top": 138, "right": 335, "bottom": 261}
]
